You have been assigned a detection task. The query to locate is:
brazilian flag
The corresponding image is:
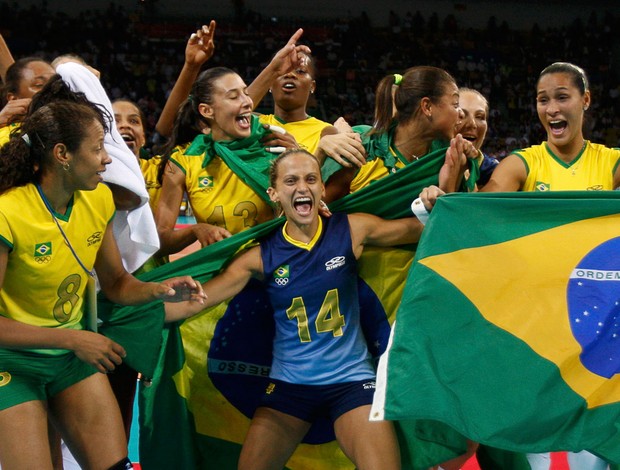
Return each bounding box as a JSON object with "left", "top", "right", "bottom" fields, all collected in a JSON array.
[
  {"left": 372, "top": 191, "right": 620, "bottom": 464},
  {"left": 96, "top": 146, "right": 462, "bottom": 469}
]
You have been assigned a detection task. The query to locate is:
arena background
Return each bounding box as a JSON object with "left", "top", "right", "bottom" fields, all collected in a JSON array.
[{"left": 2, "top": 0, "right": 618, "bottom": 158}]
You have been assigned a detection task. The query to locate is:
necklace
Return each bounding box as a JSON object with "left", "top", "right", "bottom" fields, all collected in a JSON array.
[{"left": 569, "top": 141, "right": 587, "bottom": 176}]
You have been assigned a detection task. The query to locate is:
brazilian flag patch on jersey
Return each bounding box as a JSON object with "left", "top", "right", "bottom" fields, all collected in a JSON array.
[
  {"left": 34, "top": 242, "right": 52, "bottom": 257},
  {"left": 274, "top": 265, "right": 289, "bottom": 286},
  {"left": 199, "top": 176, "right": 214, "bottom": 189},
  {"left": 535, "top": 181, "right": 550, "bottom": 191}
]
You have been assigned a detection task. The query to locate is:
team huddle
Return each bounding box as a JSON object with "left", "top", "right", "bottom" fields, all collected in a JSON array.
[{"left": 0, "top": 15, "right": 618, "bottom": 470}]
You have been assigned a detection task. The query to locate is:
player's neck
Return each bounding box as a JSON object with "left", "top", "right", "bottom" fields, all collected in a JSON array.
[
  {"left": 284, "top": 217, "right": 320, "bottom": 244},
  {"left": 39, "top": 177, "right": 72, "bottom": 215}
]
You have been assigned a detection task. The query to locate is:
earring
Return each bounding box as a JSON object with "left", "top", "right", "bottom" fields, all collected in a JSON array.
[
  {"left": 268, "top": 89, "right": 272, "bottom": 94},
  {"left": 583, "top": 106, "right": 589, "bottom": 110},
  {"left": 62, "top": 162, "right": 70, "bottom": 172}
]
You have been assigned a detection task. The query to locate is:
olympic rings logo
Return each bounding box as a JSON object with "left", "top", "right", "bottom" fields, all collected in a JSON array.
[
  {"left": 35, "top": 256, "right": 51, "bottom": 264},
  {"left": 0, "top": 372, "right": 11, "bottom": 387},
  {"left": 275, "top": 278, "right": 289, "bottom": 286}
]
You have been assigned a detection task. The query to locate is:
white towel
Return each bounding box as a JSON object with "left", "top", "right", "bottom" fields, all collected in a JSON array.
[{"left": 56, "top": 62, "right": 159, "bottom": 273}]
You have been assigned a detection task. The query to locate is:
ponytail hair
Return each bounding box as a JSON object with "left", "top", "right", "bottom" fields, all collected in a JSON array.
[
  {"left": 0, "top": 100, "right": 108, "bottom": 194},
  {"left": 372, "top": 66, "right": 457, "bottom": 135}
]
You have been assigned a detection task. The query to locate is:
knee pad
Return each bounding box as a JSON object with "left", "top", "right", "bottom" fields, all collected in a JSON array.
[{"left": 107, "top": 457, "right": 133, "bottom": 470}]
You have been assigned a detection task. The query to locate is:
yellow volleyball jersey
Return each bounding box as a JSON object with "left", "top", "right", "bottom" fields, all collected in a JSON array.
[
  {"left": 0, "top": 122, "right": 21, "bottom": 148},
  {"left": 350, "top": 147, "right": 406, "bottom": 193},
  {"left": 514, "top": 141, "right": 620, "bottom": 191},
  {"left": 0, "top": 183, "right": 115, "bottom": 330},
  {"left": 259, "top": 114, "right": 331, "bottom": 155},
  {"left": 140, "top": 155, "right": 162, "bottom": 211},
  {"left": 170, "top": 151, "right": 275, "bottom": 234}
]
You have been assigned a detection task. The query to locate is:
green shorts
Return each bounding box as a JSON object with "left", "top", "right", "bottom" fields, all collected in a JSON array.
[{"left": 0, "top": 349, "right": 97, "bottom": 411}]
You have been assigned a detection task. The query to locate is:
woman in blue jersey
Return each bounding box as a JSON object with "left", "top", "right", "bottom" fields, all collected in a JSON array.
[
  {"left": 169, "top": 148, "right": 425, "bottom": 470},
  {"left": 0, "top": 91, "right": 205, "bottom": 469}
]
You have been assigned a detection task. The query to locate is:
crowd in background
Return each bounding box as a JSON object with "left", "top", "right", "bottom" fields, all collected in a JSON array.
[{"left": 1, "top": 1, "right": 618, "bottom": 158}]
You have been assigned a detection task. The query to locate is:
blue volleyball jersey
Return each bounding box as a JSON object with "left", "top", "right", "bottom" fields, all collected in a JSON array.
[{"left": 261, "top": 212, "right": 375, "bottom": 385}]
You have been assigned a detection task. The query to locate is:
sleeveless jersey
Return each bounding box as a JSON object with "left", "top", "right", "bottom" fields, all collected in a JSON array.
[
  {"left": 513, "top": 141, "right": 620, "bottom": 191},
  {"left": 259, "top": 114, "right": 331, "bottom": 155},
  {"left": 0, "top": 183, "right": 114, "bottom": 331},
  {"left": 260, "top": 212, "right": 375, "bottom": 385},
  {"left": 170, "top": 150, "right": 274, "bottom": 234}
]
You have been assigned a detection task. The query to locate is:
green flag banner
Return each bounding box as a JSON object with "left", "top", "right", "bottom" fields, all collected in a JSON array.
[
  {"left": 120, "top": 147, "right": 458, "bottom": 469},
  {"left": 372, "top": 191, "right": 620, "bottom": 464}
]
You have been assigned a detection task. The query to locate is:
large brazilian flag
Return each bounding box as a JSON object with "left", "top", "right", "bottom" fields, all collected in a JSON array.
[
  {"left": 371, "top": 191, "right": 620, "bottom": 464},
  {"left": 100, "top": 147, "right": 459, "bottom": 469}
]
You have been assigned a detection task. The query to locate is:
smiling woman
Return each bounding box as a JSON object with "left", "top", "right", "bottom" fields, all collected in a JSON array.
[
  {"left": 154, "top": 66, "right": 302, "bottom": 257},
  {"left": 166, "top": 148, "right": 425, "bottom": 470},
  {"left": 475, "top": 62, "right": 620, "bottom": 193},
  {"left": 0, "top": 77, "right": 206, "bottom": 470}
]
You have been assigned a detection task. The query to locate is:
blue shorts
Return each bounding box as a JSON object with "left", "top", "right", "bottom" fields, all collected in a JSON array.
[
  {"left": 0, "top": 349, "right": 97, "bottom": 411},
  {"left": 259, "top": 379, "right": 376, "bottom": 423}
]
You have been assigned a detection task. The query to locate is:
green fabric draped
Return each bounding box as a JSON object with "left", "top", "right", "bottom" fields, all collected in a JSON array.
[
  {"left": 184, "top": 114, "right": 275, "bottom": 203},
  {"left": 322, "top": 122, "right": 479, "bottom": 191}
]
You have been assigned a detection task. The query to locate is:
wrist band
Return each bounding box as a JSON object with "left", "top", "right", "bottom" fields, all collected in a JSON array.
[{"left": 411, "top": 197, "right": 430, "bottom": 225}]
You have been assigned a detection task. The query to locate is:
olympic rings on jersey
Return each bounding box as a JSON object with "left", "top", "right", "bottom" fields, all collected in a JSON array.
[
  {"left": 274, "top": 278, "right": 289, "bottom": 286},
  {"left": 35, "top": 256, "right": 51, "bottom": 264}
]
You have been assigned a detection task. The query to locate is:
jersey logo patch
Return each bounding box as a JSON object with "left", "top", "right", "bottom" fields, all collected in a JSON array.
[
  {"left": 34, "top": 242, "right": 52, "bottom": 264},
  {"left": 274, "top": 265, "right": 289, "bottom": 286},
  {"left": 535, "top": 181, "right": 550, "bottom": 192},
  {"left": 325, "top": 256, "right": 346, "bottom": 271},
  {"left": 199, "top": 176, "right": 214, "bottom": 189},
  {"left": 87, "top": 231, "right": 103, "bottom": 247},
  {"left": 0, "top": 372, "right": 11, "bottom": 386},
  {"left": 587, "top": 185, "right": 604, "bottom": 191}
]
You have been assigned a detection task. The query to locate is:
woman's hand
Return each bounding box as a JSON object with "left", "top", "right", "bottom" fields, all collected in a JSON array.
[
  {"left": 317, "top": 132, "right": 366, "bottom": 168},
  {"left": 186, "top": 21, "right": 216, "bottom": 68},
  {"left": 261, "top": 124, "right": 299, "bottom": 152},
  {"left": 419, "top": 185, "right": 446, "bottom": 212},
  {"left": 266, "top": 29, "right": 311, "bottom": 77},
  {"left": 191, "top": 222, "right": 232, "bottom": 246},
  {"left": 0, "top": 98, "right": 30, "bottom": 127},
  {"left": 155, "top": 276, "right": 207, "bottom": 303},
  {"left": 71, "top": 330, "right": 126, "bottom": 374}
]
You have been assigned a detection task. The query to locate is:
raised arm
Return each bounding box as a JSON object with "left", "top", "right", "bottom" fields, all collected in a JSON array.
[
  {"left": 0, "top": 33, "right": 15, "bottom": 83},
  {"left": 155, "top": 21, "right": 216, "bottom": 138},
  {"left": 348, "top": 212, "right": 424, "bottom": 259},
  {"left": 247, "top": 28, "right": 311, "bottom": 108}
]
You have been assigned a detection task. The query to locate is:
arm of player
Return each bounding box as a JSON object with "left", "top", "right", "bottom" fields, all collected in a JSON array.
[
  {"left": 164, "top": 246, "right": 263, "bottom": 322},
  {"left": 348, "top": 212, "right": 424, "bottom": 258},
  {"left": 0, "top": 242, "right": 126, "bottom": 373}
]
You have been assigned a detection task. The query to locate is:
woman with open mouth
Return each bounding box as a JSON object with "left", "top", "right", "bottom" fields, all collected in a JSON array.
[
  {"left": 322, "top": 65, "right": 478, "bottom": 202},
  {"left": 166, "top": 148, "right": 427, "bottom": 470},
  {"left": 154, "top": 65, "right": 304, "bottom": 258},
  {"left": 420, "top": 62, "right": 620, "bottom": 470},
  {"left": 469, "top": 62, "right": 620, "bottom": 194}
]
